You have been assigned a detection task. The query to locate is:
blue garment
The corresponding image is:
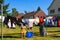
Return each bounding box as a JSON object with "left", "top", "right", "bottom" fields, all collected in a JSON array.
[
  {"left": 54, "top": 16, "right": 58, "bottom": 21},
  {"left": 45, "top": 19, "right": 48, "bottom": 26},
  {"left": 50, "top": 19, "right": 52, "bottom": 26}
]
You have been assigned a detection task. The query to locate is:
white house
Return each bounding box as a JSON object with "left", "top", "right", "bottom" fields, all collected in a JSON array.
[{"left": 48, "top": 0, "right": 60, "bottom": 16}]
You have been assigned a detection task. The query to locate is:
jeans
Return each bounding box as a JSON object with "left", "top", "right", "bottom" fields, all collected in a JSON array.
[{"left": 39, "top": 23, "right": 44, "bottom": 36}]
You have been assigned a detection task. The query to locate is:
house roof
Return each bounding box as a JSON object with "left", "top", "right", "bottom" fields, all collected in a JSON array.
[
  {"left": 47, "top": 0, "right": 54, "bottom": 10},
  {"left": 23, "top": 11, "right": 35, "bottom": 18},
  {"left": 15, "top": 9, "right": 46, "bottom": 19},
  {"left": 34, "top": 10, "right": 46, "bottom": 17},
  {"left": 23, "top": 10, "right": 46, "bottom": 18},
  {"left": 15, "top": 13, "right": 25, "bottom": 19}
]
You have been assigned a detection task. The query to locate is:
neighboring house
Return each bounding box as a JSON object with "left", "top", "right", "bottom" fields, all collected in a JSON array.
[
  {"left": 15, "top": 13, "right": 25, "bottom": 19},
  {"left": 23, "top": 11, "right": 35, "bottom": 19},
  {"left": 34, "top": 10, "right": 46, "bottom": 18},
  {"left": 48, "top": 0, "right": 60, "bottom": 16},
  {"left": 23, "top": 10, "right": 46, "bottom": 19}
]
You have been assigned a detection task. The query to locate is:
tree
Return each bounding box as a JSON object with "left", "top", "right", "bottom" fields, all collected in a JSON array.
[
  {"left": 0, "top": 0, "right": 4, "bottom": 16},
  {"left": 0, "top": 4, "right": 10, "bottom": 16},
  {"left": 0, "top": 0, "right": 3, "bottom": 4},
  {"left": 13, "top": 11, "right": 19, "bottom": 16},
  {"left": 37, "top": 7, "right": 41, "bottom": 11},
  {"left": 6, "top": 12, "right": 13, "bottom": 16},
  {"left": 3, "top": 4, "right": 10, "bottom": 16},
  {"left": 12, "top": 8, "right": 19, "bottom": 16},
  {"left": 24, "top": 11, "right": 27, "bottom": 14},
  {"left": 0, "top": 0, "right": 10, "bottom": 16}
]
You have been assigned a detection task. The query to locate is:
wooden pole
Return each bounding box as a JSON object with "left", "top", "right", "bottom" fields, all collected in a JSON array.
[{"left": 1, "top": 3, "right": 3, "bottom": 40}]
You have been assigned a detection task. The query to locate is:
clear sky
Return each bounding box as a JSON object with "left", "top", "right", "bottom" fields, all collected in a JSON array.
[{"left": 4, "top": 0, "right": 53, "bottom": 15}]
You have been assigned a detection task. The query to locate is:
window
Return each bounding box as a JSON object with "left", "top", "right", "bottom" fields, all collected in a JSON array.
[
  {"left": 58, "top": 8, "right": 60, "bottom": 12},
  {"left": 50, "top": 10, "right": 55, "bottom": 14}
]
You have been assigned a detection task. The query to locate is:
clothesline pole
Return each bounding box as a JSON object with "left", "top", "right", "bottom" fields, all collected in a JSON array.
[{"left": 1, "top": 3, "right": 3, "bottom": 40}]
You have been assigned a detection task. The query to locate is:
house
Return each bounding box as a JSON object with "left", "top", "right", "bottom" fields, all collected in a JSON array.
[
  {"left": 15, "top": 13, "right": 25, "bottom": 19},
  {"left": 23, "top": 11, "right": 35, "bottom": 19},
  {"left": 34, "top": 10, "right": 46, "bottom": 18},
  {"left": 23, "top": 9, "right": 46, "bottom": 19},
  {"left": 48, "top": 0, "right": 60, "bottom": 16}
]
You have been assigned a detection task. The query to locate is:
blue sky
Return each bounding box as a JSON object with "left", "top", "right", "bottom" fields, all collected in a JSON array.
[{"left": 4, "top": 0, "right": 53, "bottom": 15}]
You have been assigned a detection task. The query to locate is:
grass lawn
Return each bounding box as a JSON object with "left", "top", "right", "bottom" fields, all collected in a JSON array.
[{"left": 0, "top": 24, "right": 60, "bottom": 40}]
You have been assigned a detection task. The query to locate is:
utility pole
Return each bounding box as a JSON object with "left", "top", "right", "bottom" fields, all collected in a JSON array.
[{"left": 1, "top": 3, "right": 3, "bottom": 40}]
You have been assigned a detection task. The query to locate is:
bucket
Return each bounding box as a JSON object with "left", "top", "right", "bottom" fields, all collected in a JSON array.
[{"left": 26, "top": 32, "right": 33, "bottom": 38}]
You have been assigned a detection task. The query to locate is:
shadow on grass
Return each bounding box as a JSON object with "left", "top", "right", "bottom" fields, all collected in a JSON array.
[
  {"left": 47, "top": 30, "right": 60, "bottom": 33},
  {"left": 3, "top": 33, "right": 20, "bottom": 35},
  {"left": 0, "top": 33, "right": 21, "bottom": 38},
  {"left": 34, "top": 32, "right": 40, "bottom": 37},
  {"left": 52, "top": 36, "right": 60, "bottom": 38},
  {"left": 53, "top": 30, "right": 60, "bottom": 32},
  {"left": 51, "top": 34, "right": 60, "bottom": 38},
  {"left": 34, "top": 30, "right": 60, "bottom": 37},
  {"left": 0, "top": 35, "right": 20, "bottom": 38}
]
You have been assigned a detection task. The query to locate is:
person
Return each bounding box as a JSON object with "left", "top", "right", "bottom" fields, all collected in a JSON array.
[
  {"left": 39, "top": 16, "right": 45, "bottom": 36},
  {"left": 20, "top": 23, "right": 27, "bottom": 38}
]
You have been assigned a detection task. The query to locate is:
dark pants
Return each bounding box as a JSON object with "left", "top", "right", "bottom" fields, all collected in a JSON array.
[{"left": 39, "top": 23, "right": 44, "bottom": 36}]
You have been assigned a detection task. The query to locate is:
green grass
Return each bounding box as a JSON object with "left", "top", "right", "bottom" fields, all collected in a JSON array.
[{"left": 0, "top": 25, "right": 60, "bottom": 40}]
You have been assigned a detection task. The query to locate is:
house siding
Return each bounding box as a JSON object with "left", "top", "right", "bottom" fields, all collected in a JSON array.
[
  {"left": 24, "top": 15, "right": 34, "bottom": 19},
  {"left": 48, "top": 0, "right": 60, "bottom": 15}
]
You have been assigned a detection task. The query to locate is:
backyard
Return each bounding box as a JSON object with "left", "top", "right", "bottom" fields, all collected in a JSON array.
[{"left": 0, "top": 24, "right": 60, "bottom": 40}]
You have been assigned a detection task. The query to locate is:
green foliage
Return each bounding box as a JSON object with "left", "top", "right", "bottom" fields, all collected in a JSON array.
[
  {"left": 3, "top": 4, "right": 10, "bottom": 16},
  {"left": 11, "top": 8, "right": 19, "bottom": 16},
  {"left": 7, "top": 13, "right": 12, "bottom": 16},
  {"left": 0, "top": 0, "right": 4, "bottom": 4},
  {"left": 0, "top": 0, "right": 10, "bottom": 16}
]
